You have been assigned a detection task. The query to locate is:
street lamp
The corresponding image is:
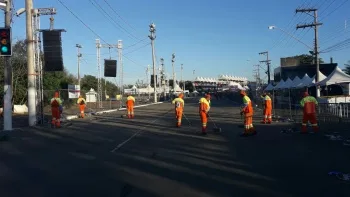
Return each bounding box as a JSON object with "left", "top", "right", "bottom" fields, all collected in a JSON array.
[{"left": 268, "top": 25, "right": 313, "bottom": 50}]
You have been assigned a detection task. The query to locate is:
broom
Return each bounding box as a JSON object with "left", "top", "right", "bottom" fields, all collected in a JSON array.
[{"left": 208, "top": 115, "right": 222, "bottom": 132}]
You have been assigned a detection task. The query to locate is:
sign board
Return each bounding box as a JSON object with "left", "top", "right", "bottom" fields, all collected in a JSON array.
[{"left": 68, "top": 85, "right": 80, "bottom": 98}]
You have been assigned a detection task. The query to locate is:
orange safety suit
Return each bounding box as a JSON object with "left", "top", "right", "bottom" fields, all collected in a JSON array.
[
  {"left": 261, "top": 94, "right": 272, "bottom": 124},
  {"left": 126, "top": 95, "right": 135, "bottom": 119},
  {"left": 51, "top": 91, "right": 63, "bottom": 128},
  {"left": 199, "top": 95, "right": 211, "bottom": 134},
  {"left": 300, "top": 92, "right": 319, "bottom": 133},
  {"left": 77, "top": 95, "right": 86, "bottom": 118},
  {"left": 172, "top": 93, "right": 185, "bottom": 127},
  {"left": 240, "top": 90, "right": 255, "bottom": 134}
]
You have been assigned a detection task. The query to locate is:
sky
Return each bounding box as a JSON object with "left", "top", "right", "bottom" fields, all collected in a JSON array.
[{"left": 8, "top": 0, "right": 350, "bottom": 85}]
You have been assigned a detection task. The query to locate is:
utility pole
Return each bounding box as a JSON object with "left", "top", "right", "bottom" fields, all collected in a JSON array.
[
  {"left": 253, "top": 65, "right": 261, "bottom": 98},
  {"left": 147, "top": 65, "right": 150, "bottom": 99},
  {"left": 259, "top": 51, "right": 271, "bottom": 84},
  {"left": 76, "top": 44, "right": 82, "bottom": 91},
  {"left": 149, "top": 23, "right": 157, "bottom": 103},
  {"left": 160, "top": 58, "right": 166, "bottom": 98},
  {"left": 193, "top": 70, "right": 196, "bottom": 91},
  {"left": 3, "top": 0, "right": 12, "bottom": 131},
  {"left": 96, "top": 39, "right": 102, "bottom": 108},
  {"left": 171, "top": 53, "right": 175, "bottom": 92},
  {"left": 181, "top": 64, "right": 183, "bottom": 92},
  {"left": 296, "top": 8, "right": 322, "bottom": 98},
  {"left": 26, "top": 0, "right": 36, "bottom": 126},
  {"left": 117, "top": 40, "right": 123, "bottom": 106}
]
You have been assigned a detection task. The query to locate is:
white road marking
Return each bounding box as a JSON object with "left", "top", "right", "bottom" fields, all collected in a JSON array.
[{"left": 110, "top": 108, "right": 172, "bottom": 152}]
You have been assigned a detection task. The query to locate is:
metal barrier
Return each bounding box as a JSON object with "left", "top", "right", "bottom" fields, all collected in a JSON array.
[{"left": 272, "top": 102, "right": 350, "bottom": 124}]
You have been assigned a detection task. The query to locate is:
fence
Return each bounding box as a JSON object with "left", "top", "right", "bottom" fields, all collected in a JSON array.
[{"left": 272, "top": 99, "right": 350, "bottom": 124}]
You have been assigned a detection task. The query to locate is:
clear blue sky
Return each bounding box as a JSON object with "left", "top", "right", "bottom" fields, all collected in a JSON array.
[{"left": 10, "top": 0, "right": 350, "bottom": 84}]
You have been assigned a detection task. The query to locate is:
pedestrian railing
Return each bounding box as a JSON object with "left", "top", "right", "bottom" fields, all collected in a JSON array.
[{"left": 272, "top": 102, "right": 350, "bottom": 124}]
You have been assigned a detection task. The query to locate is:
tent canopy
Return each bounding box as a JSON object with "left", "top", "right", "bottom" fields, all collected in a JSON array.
[
  {"left": 280, "top": 78, "right": 293, "bottom": 89},
  {"left": 264, "top": 83, "right": 274, "bottom": 91},
  {"left": 273, "top": 80, "right": 286, "bottom": 90},
  {"left": 290, "top": 76, "right": 301, "bottom": 88},
  {"left": 317, "top": 66, "right": 350, "bottom": 86}
]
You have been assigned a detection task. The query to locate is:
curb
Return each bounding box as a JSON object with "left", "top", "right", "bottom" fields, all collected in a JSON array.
[{"left": 65, "top": 102, "right": 164, "bottom": 120}]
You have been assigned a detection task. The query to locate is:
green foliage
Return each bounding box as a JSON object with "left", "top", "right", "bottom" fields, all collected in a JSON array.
[
  {"left": 292, "top": 54, "right": 324, "bottom": 64},
  {"left": 80, "top": 75, "right": 120, "bottom": 98}
]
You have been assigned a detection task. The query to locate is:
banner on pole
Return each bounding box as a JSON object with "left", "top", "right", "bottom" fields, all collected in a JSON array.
[{"left": 68, "top": 85, "right": 80, "bottom": 98}]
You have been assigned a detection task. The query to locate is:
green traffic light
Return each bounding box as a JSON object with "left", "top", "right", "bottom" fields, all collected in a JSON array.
[{"left": 1, "top": 46, "right": 8, "bottom": 53}]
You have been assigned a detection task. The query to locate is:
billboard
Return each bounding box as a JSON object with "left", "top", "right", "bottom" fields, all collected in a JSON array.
[{"left": 68, "top": 85, "right": 80, "bottom": 98}]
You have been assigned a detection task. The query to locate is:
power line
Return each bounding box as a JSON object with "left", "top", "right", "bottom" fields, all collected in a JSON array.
[
  {"left": 102, "top": 0, "right": 138, "bottom": 32},
  {"left": 56, "top": 0, "right": 108, "bottom": 44},
  {"left": 320, "top": 0, "right": 348, "bottom": 22},
  {"left": 124, "top": 42, "right": 151, "bottom": 55},
  {"left": 123, "top": 38, "right": 149, "bottom": 50},
  {"left": 89, "top": 0, "right": 140, "bottom": 40}
]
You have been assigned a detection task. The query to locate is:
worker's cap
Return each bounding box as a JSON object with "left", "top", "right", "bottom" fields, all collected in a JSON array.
[{"left": 240, "top": 90, "right": 246, "bottom": 96}]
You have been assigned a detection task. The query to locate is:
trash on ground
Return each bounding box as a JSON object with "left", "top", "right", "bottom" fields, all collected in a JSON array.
[
  {"left": 328, "top": 171, "right": 350, "bottom": 181},
  {"left": 280, "top": 127, "right": 299, "bottom": 133},
  {"left": 324, "top": 134, "right": 343, "bottom": 141}
]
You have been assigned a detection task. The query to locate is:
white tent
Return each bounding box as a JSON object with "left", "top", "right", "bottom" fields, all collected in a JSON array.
[
  {"left": 264, "top": 83, "right": 274, "bottom": 91},
  {"left": 290, "top": 76, "right": 301, "bottom": 88},
  {"left": 296, "top": 74, "right": 312, "bottom": 88},
  {"left": 273, "top": 80, "right": 286, "bottom": 90},
  {"left": 308, "top": 72, "right": 327, "bottom": 87},
  {"left": 280, "top": 78, "right": 293, "bottom": 89},
  {"left": 317, "top": 67, "right": 350, "bottom": 86},
  {"left": 228, "top": 81, "right": 244, "bottom": 89}
]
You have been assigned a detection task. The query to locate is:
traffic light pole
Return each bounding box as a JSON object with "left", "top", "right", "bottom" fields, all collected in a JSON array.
[{"left": 3, "top": 0, "right": 12, "bottom": 131}]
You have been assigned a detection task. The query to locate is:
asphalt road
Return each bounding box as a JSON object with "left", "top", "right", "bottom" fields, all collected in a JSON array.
[{"left": 0, "top": 97, "right": 349, "bottom": 197}]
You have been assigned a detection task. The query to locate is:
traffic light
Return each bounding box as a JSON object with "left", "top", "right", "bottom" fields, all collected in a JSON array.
[{"left": 0, "top": 27, "right": 12, "bottom": 56}]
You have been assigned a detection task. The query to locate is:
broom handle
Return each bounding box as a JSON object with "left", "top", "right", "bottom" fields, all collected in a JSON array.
[{"left": 209, "top": 115, "right": 218, "bottom": 128}]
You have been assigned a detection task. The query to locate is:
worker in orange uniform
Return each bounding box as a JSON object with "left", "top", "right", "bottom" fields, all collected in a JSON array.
[
  {"left": 199, "top": 94, "right": 211, "bottom": 135},
  {"left": 300, "top": 92, "right": 319, "bottom": 133},
  {"left": 77, "top": 95, "right": 86, "bottom": 118},
  {"left": 261, "top": 92, "right": 272, "bottom": 124},
  {"left": 126, "top": 94, "right": 136, "bottom": 119},
  {"left": 240, "top": 90, "right": 256, "bottom": 136},
  {"left": 172, "top": 93, "right": 185, "bottom": 127},
  {"left": 50, "top": 91, "right": 63, "bottom": 128}
]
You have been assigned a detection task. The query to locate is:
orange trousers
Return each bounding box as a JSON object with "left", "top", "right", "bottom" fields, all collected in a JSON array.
[
  {"left": 244, "top": 114, "right": 254, "bottom": 133},
  {"left": 302, "top": 113, "right": 318, "bottom": 132},
  {"left": 175, "top": 109, "right": 183, "bottom": 127},
  {"left": 262, "top": 108, "right": 272, "bottom": 123},
  {"left": 79, "top": 104, "right": 85, "bottom": 118},
  {"left": 127, "top": 105, "right": 134, "bottom": 118},
  {"left": 200, "top": 112, "right": 207, "bottom": 133},
  {"left": 51, "top": 107, "right": 61, "bottom": 127}
]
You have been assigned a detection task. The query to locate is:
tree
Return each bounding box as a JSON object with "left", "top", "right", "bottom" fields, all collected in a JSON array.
[
  {"left": 293, "top": 54, "right": 324, "bottom": 64},
  {"left": 344, "top": 61, "right": 350, "bottom": 75}
]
